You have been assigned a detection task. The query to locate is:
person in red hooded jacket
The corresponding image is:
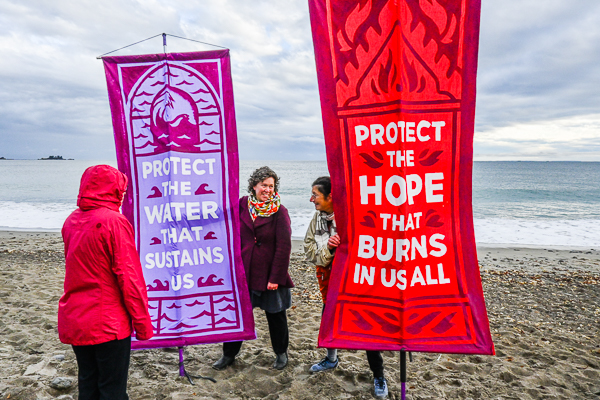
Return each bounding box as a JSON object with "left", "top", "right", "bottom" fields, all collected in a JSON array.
[{"left": 58, "top": 164, "right": 154, "bottom": 400}]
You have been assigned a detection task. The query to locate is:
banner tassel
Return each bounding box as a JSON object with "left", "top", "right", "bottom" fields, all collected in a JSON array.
[{"left": 178, "top": 346, "right": 217, "bottom": 385}]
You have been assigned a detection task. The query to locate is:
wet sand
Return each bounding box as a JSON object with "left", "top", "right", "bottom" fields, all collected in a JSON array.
[{"left": 0, "top": 231, "right": 599, "bottom": 399}]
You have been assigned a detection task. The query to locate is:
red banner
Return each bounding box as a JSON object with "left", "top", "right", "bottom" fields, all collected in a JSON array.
[{"left": 309, "top": 0, "right": 494, "bottom": 354}]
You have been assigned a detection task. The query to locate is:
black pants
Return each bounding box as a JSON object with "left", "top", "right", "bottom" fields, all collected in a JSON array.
[
  {"left": 321, "top": 304, "right": 384, "bottom": 378},
  {"left": 72, "top": 337, "right": 131, "bottom": 400},
  {"left": 366, "top": 350, "right": 384, "bottom": 378},
  {"left": 223, "top": 309, "right": 289, "bottom": 357}
]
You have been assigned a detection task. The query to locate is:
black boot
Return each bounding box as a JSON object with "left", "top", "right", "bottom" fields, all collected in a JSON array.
[
  {"left": 273, "top": 352, "right": 288, "bottom": 370},
  {"left": 212, "top": 355, "right": 235, "bottom": 370}
]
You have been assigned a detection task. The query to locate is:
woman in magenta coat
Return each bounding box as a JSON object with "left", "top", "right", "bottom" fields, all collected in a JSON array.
[
  {"left": 59, "top": 165, "right": 153, "bottom": 400},
  {"left": 212, "top": 166, "right": 293, "bottom": 371}
]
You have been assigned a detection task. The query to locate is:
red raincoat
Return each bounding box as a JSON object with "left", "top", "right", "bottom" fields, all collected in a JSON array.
[{"left": 58, "top": 165, "right": 154, "bottom": 346}]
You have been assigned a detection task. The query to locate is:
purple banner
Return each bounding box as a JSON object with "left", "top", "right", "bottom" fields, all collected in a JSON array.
[{"left": 103, "top": 51, "right": 255, "bottom": 349}]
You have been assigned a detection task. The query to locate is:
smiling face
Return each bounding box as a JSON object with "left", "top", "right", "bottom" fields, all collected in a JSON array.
[
  {"left": 253, "top": 177, "right": 275, "bottom": 202},
  {"left": 310, "top": 185, "right": 333, "bottom": 213}
]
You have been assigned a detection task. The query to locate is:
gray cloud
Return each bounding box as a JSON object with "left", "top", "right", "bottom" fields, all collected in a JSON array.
[
  {"left": 476, "top": 0, "right": 600, "bottom": 130},
  {"left": 1, "top": 0, "right": 599, "bottom": 160}
]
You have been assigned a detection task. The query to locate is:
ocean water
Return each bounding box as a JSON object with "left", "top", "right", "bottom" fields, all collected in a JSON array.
[{"left": 0, "top": 160, "right": 598, "bottom": 247}]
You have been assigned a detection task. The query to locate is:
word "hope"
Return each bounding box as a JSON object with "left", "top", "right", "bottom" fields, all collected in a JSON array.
[{"left": 359, "top": 173, "right": 443, "bottom": 205}]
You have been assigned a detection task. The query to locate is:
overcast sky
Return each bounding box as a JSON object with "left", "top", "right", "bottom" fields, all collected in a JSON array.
[{"left": 1, "top": 0, "right": 599, "bottom": 161}]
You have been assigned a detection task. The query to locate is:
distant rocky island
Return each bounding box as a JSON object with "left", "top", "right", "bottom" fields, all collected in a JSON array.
[
  {"left": 39, "top": 155, "right": 73, "bottom": 160},
  {"left": 0, "top": 156, "right": 73, "bottom": 160}
]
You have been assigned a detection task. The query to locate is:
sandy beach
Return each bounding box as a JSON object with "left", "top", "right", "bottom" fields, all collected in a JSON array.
[{"left": 0, "top": 231, "right": 599, "bottom": 399}]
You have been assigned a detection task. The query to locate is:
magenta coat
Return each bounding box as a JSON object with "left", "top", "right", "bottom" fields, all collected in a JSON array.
[{"left": 239, "top": 196, "right": 294, "bottom": 291}]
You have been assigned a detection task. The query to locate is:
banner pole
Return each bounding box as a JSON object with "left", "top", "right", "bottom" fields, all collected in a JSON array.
[
  {"left": 162, "top": 33, "right": 167, "bottom": 54},
  {"left": 178, "top": 347, "right": 186, "bottom": 377},
  {"left": 400, "top": 350, "right": 407, "bottom": 400}
]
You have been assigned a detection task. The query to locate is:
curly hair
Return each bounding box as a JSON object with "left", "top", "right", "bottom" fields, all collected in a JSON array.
[{"left": 247, "top": 166, "right": 279, "bottom": 195}]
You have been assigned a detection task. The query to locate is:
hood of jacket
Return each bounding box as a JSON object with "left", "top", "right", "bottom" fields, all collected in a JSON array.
[{"left": 77, "top": 165, "right": 127, "bottom": 212}]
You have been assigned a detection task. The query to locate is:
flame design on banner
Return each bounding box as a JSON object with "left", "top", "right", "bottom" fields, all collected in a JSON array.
[
  {"left": 309, "top": 0, "right": 494, "bottom": 354},
  {"left": 330, "top": 0, "right": 464, "bottom": 107}
]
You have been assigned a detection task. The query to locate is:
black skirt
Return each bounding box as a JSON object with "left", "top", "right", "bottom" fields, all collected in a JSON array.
[{"left": 250, "top": 287, "right": 292, "bottom": 313}]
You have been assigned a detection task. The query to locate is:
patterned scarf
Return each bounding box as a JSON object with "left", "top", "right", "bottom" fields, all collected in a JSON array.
[
  {"left": 314, "top": 211, "right": 336, "bottom": 251},
  {"left": 248, "top": 193, "right": 281, "bottom": 221}
]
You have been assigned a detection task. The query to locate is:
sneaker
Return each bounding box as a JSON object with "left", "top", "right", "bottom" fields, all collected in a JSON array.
[
  {"left": 309, "top": 356, "right": 339, "bottom": 372},
  {"left": 373, "top": 376, "right": 388, "bottom": 398}
]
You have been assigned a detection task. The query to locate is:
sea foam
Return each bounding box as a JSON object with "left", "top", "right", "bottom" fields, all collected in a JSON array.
[
  {"left": 288, "top": 211, "right": 599, "bottom": 248},
  {"left": 0, "top": 201, "right": 75, "bottom": 232}
]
